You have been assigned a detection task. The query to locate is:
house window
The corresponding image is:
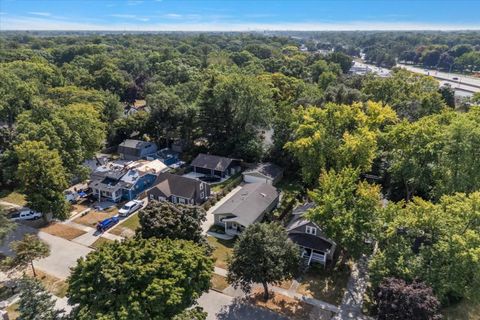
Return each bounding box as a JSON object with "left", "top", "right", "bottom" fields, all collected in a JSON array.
[
  {"left": 200, "top": 192, "right": 205, "bottom": 199},
  {"left": 149, "top": 194, "right": 154, "bottom": 200},
  {"left": 200, "top": 183, "right": 204, "bottom": 190},
  {"left": 306, "top": 226, "right": 317, "bottom": 235},
  {"left": 179, "top": 198, "right": 186, "bottom": 204}
]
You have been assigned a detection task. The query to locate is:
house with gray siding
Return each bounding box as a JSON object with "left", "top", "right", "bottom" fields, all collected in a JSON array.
[
  {"left": 118, "top": 139, "right": 158, "bottom": 161},
  {"left": 190, "top": 153, "right": 241, "bottom": 178},
  {"left": 212, "top": 183, "right": 279, "bottom": 236},
  {"left": 287, "top": 203, "right": 336, "bottom": 266}
]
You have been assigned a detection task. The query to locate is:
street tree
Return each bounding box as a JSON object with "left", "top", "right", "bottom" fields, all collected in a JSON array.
[
  {"left": 68, "top": 238, "right": 213, "bottom": 320},
  {"left": 1, "top": 234, "right": 50, "bottom": 277},
  {"left": 227, "top": 223, "right": 300, "bottom": 301},
  {"left": 15, "top": 140, "right": 69, "bottom": 220}
]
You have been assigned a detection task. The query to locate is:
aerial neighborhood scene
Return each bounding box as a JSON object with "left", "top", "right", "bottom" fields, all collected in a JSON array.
[{"left": 1, "top": 1, "right": 480, "bottom": 319}]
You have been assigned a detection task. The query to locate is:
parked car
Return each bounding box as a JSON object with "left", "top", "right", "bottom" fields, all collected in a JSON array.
[
  {"left": 452, "top": 77, "right": 459, "bottom": 80},
  {"left": 96, "top": 216, "right": 119, "bottom": 232},
  {"left": 65, "top": 191, "right": 79, "bottom": 204},
  {"left": 118, "top": 200, "right": 143, "bottom": 217},
  {"left": 199, "top": 175, "right": 221, "bottom": 183},
  {"left": 9, "top": 209, "right": 43, "bottom": 221}
]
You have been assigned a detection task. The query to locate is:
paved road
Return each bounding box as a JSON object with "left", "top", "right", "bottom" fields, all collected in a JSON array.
[{"left": 197, "top": 290, "right": 287, "bottom": 320}]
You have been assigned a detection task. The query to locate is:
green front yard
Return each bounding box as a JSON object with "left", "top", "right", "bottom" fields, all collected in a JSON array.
[
  {"left": 206, "top": 236, "right": 235, "bottom": 269},
  {"left": 442, "top": 299, "right": 480, "bottom": 320},
  {"left": 109, "top": 213, "right": 140, "bottom": 237}
]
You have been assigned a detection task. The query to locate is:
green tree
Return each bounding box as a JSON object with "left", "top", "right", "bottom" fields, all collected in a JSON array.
[
  {"left": 172, "top": 307, "right": 207, "bottom": 320},
  {"left": 17, "top": 277, "right": 64, "bottom": 320},
  {"left": 370, "top": 192, "right": 480, "bottom": 303},
  {"left": 285, "top": 101, "right": 397, "bottom": 185},
  {"left": 227, "top": 223, "right": 300, "bottom": 301},
  {"left": 1, "top": 234, "right": 50, "bottom": 277},
  {"left": 68, "top": 238, "right": 213, "bottom": 320},
  {"left": 137, "top": 201, "right": 206, "bottom": 243},
  {"left": 0, "top": 210, "right": 14, "bottom": 243},
  {"left": 308, "top": 167, "right": 383, "bottom": 259},
  {"left": 15, "top": 141, "right": 69, "bottom": 220},
  {"left": 197, "top": 73, "right": 273, "bottom": 161}
]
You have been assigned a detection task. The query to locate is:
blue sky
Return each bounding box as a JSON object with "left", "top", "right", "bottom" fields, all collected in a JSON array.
[{"left": 1, "top": 0, "right": 479, "bottom": 31}]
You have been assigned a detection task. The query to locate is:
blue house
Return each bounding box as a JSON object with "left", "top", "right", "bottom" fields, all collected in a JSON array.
[{"left": 88, "top": 160, "right": 169, "bottom": 202}]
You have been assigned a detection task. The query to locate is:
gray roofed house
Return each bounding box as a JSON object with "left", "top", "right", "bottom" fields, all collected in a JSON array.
[
  {"left": 118, "top": 139, "right": 158, "bottom": 161},
  {"left": 243, "top": 162, "right": 284, "bottom": 185},
  {"left": 286, "top": 203, "right": 336, "bottom": 266},
  {"left": 191, "top": 153, "right": 241, "bottom": 178},
  {"left": 147, "top": 172, "right": 210, "bottom": 205},
  {"left": 213, "top": 182, "right": 279, "bottom": 236}
]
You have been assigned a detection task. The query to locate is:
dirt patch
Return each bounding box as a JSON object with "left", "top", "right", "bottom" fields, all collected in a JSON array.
[
  {"left": 249, "top": 288, "right": 313, "bottom": 320},
  {"left": 211, "top": 274, "right": 229, "bottom": 292},
  {"left": 277, "top": 279, "right": 293, "bottom": 290},
  {"left": 73, "top": 208, "right": 118, "bottom": 228},
  {"left": 90, "top": 237, "right": 115, "bottom": 249},
  {"left": 40, "top": 223, "right": 86, "bottom": 240},
  {"left": 26, "top": 269, "right": 69, "bottom": 298}
]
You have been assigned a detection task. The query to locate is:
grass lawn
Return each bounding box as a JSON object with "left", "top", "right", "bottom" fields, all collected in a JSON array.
[
  {"left": 40, "top": 223, "right": 86, "bottom": 240},
  {"left": 211, "top": 274, "right": 229, "bottom": 292},
  {"left": 296, "top": 263, "right": 350, "bottom": 306},
  {"left": 206, "top": 236, "right": 235, "bottom": 269},
  {"left": 442, "top": 299, "right": 480, "bottom": 320},
  {"left": 6, "top": 302, "right": 19, "bottom": 320},
  {"left": 211, "top": 173, "right": 242, "bottom": 193},
  {"left": 0, "top": 190, "right": 26, "bottom": 206},
  {"left": 26, "top": 269, "right": 69, "bottom": 298},
  {"left": 73, "top": 208, "right": 118, "bottom": 228},
  {"left": 109, "top": 213, "right": 140, "bottom": 237},
  {"left": 90, "top": 237, "right": 115, "bottom": 249}
]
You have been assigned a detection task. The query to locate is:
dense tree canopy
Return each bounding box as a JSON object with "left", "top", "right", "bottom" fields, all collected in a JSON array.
[{"left": 68, "top": 238, "right": 213, "bottom": 320}]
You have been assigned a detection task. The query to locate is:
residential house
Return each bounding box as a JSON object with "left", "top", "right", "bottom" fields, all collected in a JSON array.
[
  {"left": 155, "top": 148, "right": 181, "bottom": 166},
  {"left": 243, "top": 162, "right": 284, "bottom": 185},
  {"left": 287, "top": 203, "right": 336, "bottom": 266},
  {"left": 118, "top": 139, "right": 158, "bottom": 161},
  {"left": 212, "top": 183, "right": 279, "bottom": 236},
  {"left": 147, "top": 172, "right": 210, "bottom": 205},
  {"left": 191, "top": 153, "right": 241, "bottom": 178},
  {"left": 88, "top": 159, "right": 168, "bottom": 202}
]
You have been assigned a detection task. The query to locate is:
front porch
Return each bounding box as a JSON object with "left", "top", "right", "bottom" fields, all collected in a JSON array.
[
  {"left": 301, "top": 248, "right": 327, "bottom": 267},
  {"left": 224, "top": 220, "right": 244, "bottom": 236}
]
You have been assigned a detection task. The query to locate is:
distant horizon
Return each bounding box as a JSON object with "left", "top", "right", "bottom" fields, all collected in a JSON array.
[{"left": 1, "top": 0, "right": 479, "bottom": 32}]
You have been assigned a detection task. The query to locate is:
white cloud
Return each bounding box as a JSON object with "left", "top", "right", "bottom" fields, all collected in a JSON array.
[
  {"left": 28, "top": 12, "right": 51, "bottom": 17},
  {"left": 110, "top": 14, "right": 150, "bottom": 22},
  {"left": 1, "top": 15, "right": 479, "bottom": 31},
  {"left": 165, "top": 13, "right": 182, "bottom": 18}
]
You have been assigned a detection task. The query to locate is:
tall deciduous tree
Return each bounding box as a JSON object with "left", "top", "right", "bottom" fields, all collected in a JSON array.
[
  {"left": 15, "top": 140, "right": 69, "bottom": 220},
  {"left": 370, "top": 192, "right": 480, "bottom": 303},
  {"left": 227, "top": 223, "right": 300, "bottom": 301},
  {"left": 0, "top": 210, "right": 14, "bottom": 243},
  {"left": 137, "top": 201, "right": 206, "bottom": 243},
  {"left": 285, "top": 101, "right": 397, "bottom": 185},
  {"left": 375, "top": 278, "right": 442, "bottom": 320},
  {"left": 1, "top": 234, "right": 50, "bottom": 277},
  {"left": 308, "top": 167, "right": 383, "bottom": 259},
  {"left": 68, "top": 238, "right": 213, "bottom": 320},
  {"left": 17, "top": 277, "right": 64, "bottom": 320}
]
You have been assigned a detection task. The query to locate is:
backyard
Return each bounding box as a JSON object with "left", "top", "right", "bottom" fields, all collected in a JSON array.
[{"left": 206, "top": 236, "right": 235, "bottom": 269}]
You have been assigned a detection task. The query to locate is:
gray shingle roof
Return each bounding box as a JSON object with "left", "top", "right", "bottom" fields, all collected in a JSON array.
[
  {"left": 191, "top": 153, "right": 236, "bottom": 172},
  {"left": 149, "top": 173, "right": 200, "bottom": 199},
  {"left": 213, "top": 183, "right": 278, "bottom": 226}
]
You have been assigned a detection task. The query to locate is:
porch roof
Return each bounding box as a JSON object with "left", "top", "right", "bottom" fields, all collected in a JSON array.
[{"left": 289, "top": 233, "right": 333, "bottom": 253}]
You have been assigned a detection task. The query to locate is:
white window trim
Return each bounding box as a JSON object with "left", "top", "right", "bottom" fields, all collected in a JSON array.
[{"left": 306, "top": 226, "right": 317, "bottom": 236}]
